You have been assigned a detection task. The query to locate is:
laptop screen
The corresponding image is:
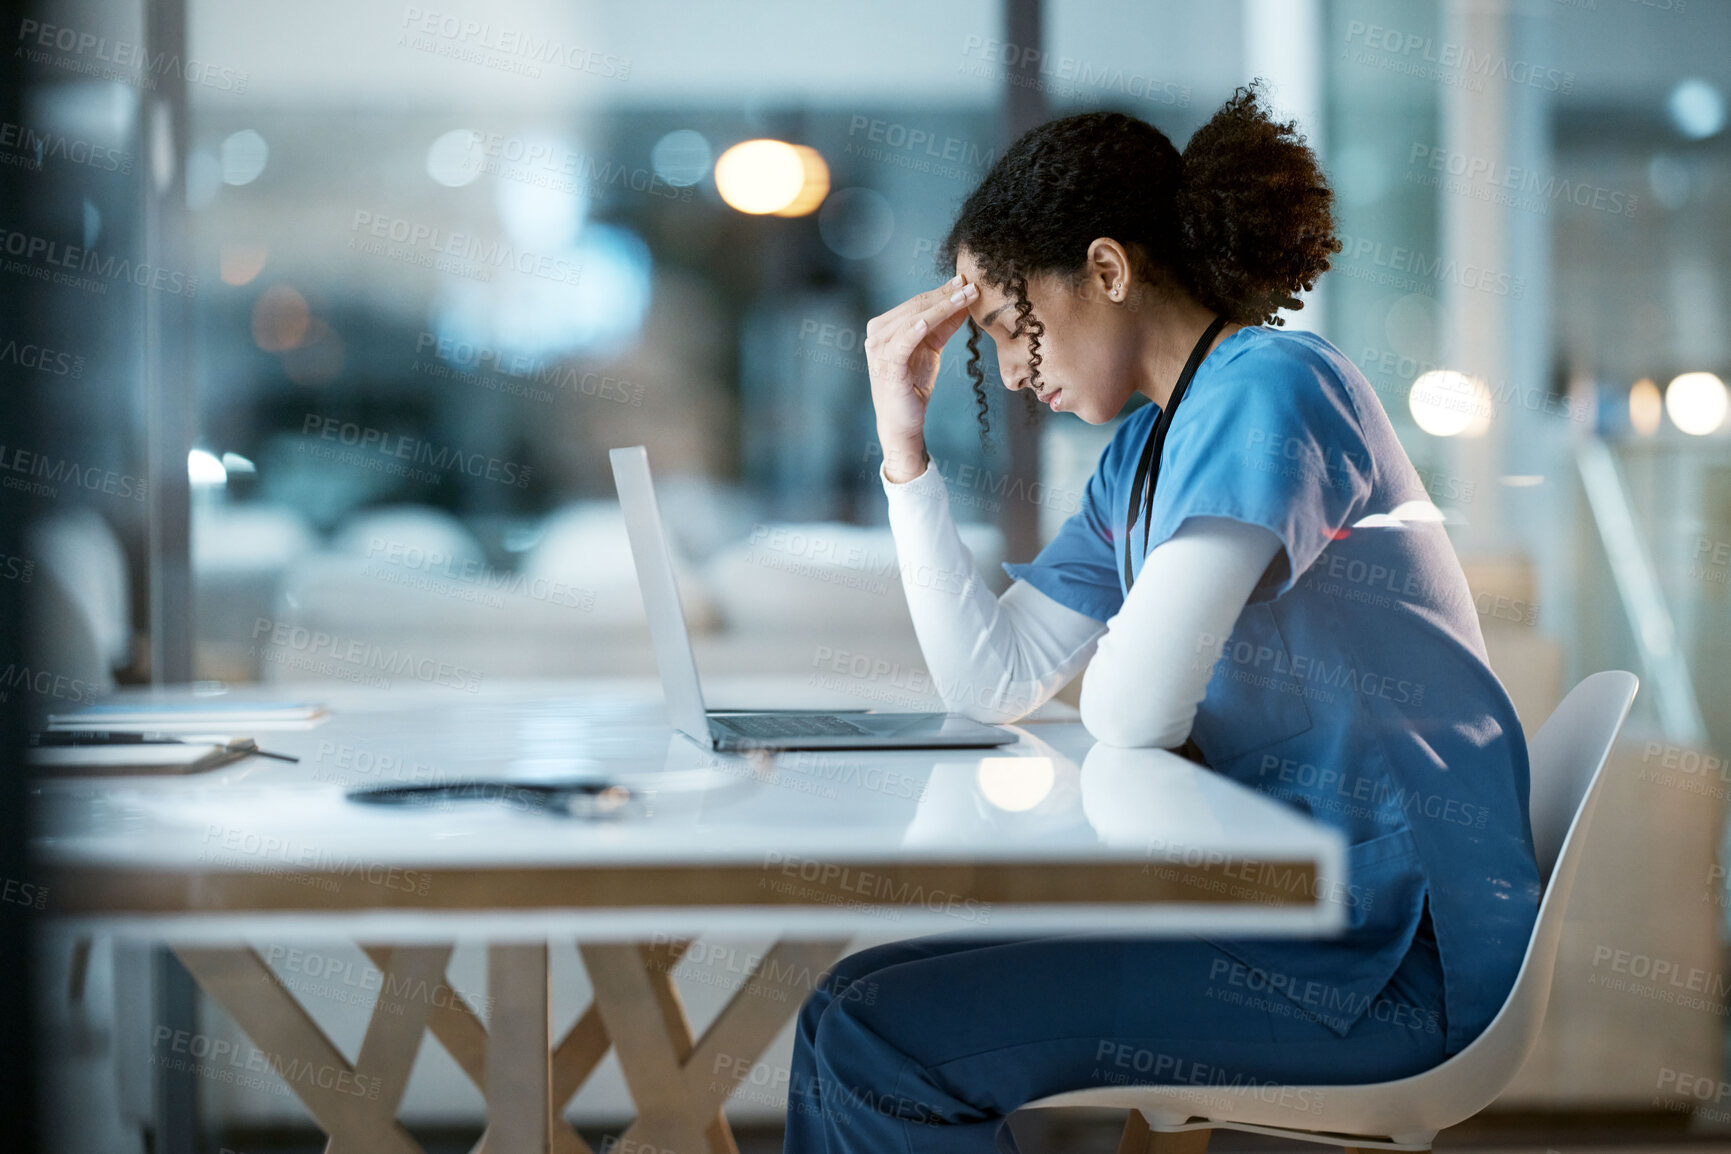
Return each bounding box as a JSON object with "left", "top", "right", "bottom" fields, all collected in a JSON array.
[{"left": 609, "top": 445, "right": 713, "bottom": 745}]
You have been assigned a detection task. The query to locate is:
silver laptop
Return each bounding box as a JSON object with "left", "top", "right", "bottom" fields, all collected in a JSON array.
[{"left": 609, "top": 445, "right": 1016, "bottom": 752}]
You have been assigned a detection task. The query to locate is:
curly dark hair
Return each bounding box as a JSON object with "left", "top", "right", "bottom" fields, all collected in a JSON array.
[{"left": 939, "top": 78, "right": 1342, "bottom": 441}]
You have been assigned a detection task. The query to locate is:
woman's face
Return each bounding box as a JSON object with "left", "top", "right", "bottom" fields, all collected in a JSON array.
[{"left": 955, "top": 245, "right": 1142, "bottom": 425}]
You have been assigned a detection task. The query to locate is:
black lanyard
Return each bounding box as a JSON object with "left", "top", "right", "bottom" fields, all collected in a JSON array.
[{"left": 1122, "top": 314, "right": 1230, "bottom": 592}]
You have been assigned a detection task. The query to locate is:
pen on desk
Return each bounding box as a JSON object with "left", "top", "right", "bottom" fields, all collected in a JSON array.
[
  {"left": 30, "top": 731, "right": 301, "bottom": 763},
  {"left": 219, "top": 738, "right": 300, "bottom": 763}
]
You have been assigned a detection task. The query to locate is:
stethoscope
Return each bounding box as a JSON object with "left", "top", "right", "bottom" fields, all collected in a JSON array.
[{"left": 1121, "top": 313, "right": 1230, "bottom": 592}]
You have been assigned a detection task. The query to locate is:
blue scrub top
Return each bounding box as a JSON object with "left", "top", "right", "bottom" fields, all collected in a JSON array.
[{"left": 1005, "top": 325, "right": 1540, "bottom": 1055}]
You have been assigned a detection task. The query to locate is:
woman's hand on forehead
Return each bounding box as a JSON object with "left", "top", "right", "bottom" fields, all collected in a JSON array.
[{"left": 862, "top": 275, "right": 981, "bottom": 450}]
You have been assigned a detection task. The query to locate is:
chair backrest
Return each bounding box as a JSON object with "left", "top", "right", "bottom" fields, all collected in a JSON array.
[
  {"left": 1317, "top": 671, "right": 1640, "bottom": 1125},
  {"left": 1410, "top": 670, "right": 1639, "bottom": 1116},
  {"left": 1527, "top": 670, "right": 1639, "bottom": 886},
  {"left": 1014, "top": 672, "right": 1641, "bottom": 1137}
]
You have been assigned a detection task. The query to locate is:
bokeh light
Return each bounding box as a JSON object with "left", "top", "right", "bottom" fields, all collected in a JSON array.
[
  {"left": 220, "top": 243, "right": 269, "bottom": 286},
  {"left": 818, "top": 187, "right": 895, "bottom": 259},
  {"left": 494, "top": 137, "right": 585, "bottom": 245},
  {"left": 1665, "top": 371, "right": 1728, "bottom": 435},
  {"left": 1629, "top": 377, "right": 1662, "bottom": 435},
  {"left": 251, "top": 285, "right": 311, "bottom": 352},
  {"left": 1409, "top": 369, "right": 1493, "bottom": 437},
  {"left": 651, "top": 129, "right": 712, "bottom": 187},
  {"left": 1669, "top": 78, "right": 1725, "bottom": 140},
  {"left": 714, "top": 139, "right": 829, "bottom": 215},
  {"left": 220, "top": 129, "right": 269, "bottom": 185},
  {"left": 773, "top": 145, "right": 830, "bottom": 217},
  {"left": 426, "top": 128, "right": 484, "bottom": 188}
]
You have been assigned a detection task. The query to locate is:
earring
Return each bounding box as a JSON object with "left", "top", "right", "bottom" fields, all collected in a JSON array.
[{"left": 1111, "top": 283, "right": 1123, "bottom": 300}]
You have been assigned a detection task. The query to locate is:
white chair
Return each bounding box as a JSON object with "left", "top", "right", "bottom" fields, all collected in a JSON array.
[
  {"left": 1020, "top": 670, "right": 1640, "bottom": 1153},
  {"left": 28, "top": 508, "right": 131, "bottom": 678}
]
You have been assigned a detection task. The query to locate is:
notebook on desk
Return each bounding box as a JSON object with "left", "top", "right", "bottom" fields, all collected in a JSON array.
[
  {"left": 28, "top": 739, "right": 257, "bottom": 776},
  {"left": 47, "top": 701, "right": 329, "bottom": 731},
  {"left": 609, "top": 445, "right": 1015, "bottom": 752}
]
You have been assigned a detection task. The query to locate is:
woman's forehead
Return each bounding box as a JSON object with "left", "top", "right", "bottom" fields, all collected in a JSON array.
[
  {"left": 955, "top": 248, "right": 1005, "bottom": 290},
  {"left": 966, "top": 281, "right": 1014, "bottom": 331},
  {"left": 955, "top": 255, "right": 1012, "bottom": 325}
]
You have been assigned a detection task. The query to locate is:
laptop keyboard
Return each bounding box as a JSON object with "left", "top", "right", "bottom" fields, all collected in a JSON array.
[{"left": 717, "top": 714, "right": 873, "bottom": 738}]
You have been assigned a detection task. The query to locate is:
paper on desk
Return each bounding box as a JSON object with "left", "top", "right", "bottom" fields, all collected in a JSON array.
[
  {"left": 48, "top": 701, "right": 329, "bottom": 730},
  {"left": 28, "top": 741, "right": 244, "bottom": 776}
]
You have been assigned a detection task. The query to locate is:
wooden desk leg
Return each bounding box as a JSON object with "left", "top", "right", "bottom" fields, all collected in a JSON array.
[
  {"left": 361, "top": 945, "right": 592, "bottom": 1154},
  {"left": 486, "top": 943, "right": 552, "bottom": 1154},
  {"left": 175, "top": 936, "right": 846, "bottom": 1154},
  {"left": 173, "top": 946, "right": 438, "bottom": 1154},
  {"left": 580, "top": 938, "right": 850, "bottom": 1154},
  {"left": 544, "top": 995, "right": 617, "bottom": 1154},
  {"left": 335, "top": 946, "right": 455, "bottom": 1154}
]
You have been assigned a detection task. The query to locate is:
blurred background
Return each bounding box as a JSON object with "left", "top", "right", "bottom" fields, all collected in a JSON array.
[{"left": 7, "top": 0, "right": 1731, "bottom": 1148}]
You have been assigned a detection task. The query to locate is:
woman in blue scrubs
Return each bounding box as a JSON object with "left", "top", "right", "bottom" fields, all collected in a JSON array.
[{"left": 784, "top": 83, "right": 1539, "bottom": 1154}]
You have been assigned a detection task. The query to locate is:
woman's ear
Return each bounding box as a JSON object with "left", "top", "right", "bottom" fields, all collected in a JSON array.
[{"left": 1084, "top": 237, "right": 1135, "bottom": 304}]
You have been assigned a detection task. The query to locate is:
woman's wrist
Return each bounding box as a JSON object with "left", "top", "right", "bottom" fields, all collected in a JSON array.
[{"left": 879, "top": 434, "right": 930, "bottom": 483}]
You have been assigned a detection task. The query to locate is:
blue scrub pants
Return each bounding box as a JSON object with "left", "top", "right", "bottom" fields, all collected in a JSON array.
[{"left": 783, "top": 916, "right": 1450, "bottom": 1154}]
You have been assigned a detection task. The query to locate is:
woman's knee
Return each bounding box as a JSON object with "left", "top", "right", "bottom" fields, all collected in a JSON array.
[
  {"left": 795, "top": 942, "right": 899, "bottom": 1048},
  {"left": 809, "top": 997, "right": 904, "bottom": 1094},
  {"left": 808, "top": 996, "right": 980, "bottom": 1126}
]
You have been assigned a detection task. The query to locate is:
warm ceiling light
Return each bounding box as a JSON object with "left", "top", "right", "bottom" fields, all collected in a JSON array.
[
  {"left": 773, "top": 145, "right": 830, "bottom": 217},
  {"left": 715, "top": 139, "right": 829, "bottom": 216},
  {"left": 251, "top": 285, "right": 310, "bottom": 352},
  {"left": 220, "top": 243, "right": 268, "bottom": 286},
  {"left": 1409, "top": 369, "right": 1492, "bottom": 437},
  {"left": 1665, "top": 371, "right": 1728, "bottom": 435},
  {"left": 1629, "top": 377, "right": 1661, "bottom": 436}
]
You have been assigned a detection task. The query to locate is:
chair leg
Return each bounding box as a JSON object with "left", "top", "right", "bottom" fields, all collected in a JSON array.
[
  {"left": 1146, "top": 1123, "right": 1210, "bottom": 1154},
  {"left": 1115, "top": 1112, "right": 1151, "bottom": 1154}
]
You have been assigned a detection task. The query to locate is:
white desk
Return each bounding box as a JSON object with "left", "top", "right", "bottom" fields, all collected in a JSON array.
[{"left": 38, "top": 677, "right": 1346, "bottom": 1154}]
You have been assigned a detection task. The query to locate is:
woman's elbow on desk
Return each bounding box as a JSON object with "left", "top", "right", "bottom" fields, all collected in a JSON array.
[
  {"left": 1077, "top": 666, "right": 1195, "bottom": 749},
  {"left": 1078, "top": 711, "right": 1191, "bottom": 750},
  {"left": 947, "top": 684, "right": 1045, "bottom": 726}
]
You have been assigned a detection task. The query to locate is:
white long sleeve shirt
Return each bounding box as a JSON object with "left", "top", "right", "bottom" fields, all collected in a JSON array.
[{"left": 880, "top": 458, "right": 1282, "bottom": 749}]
